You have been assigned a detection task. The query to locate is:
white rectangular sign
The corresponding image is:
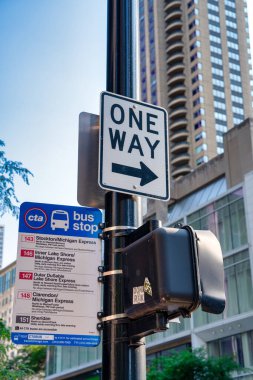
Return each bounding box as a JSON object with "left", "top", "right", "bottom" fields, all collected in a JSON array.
[
  {"left": 99, "top": 92, "right": 170, "bottom": 200},
  {"left": 11, "top": 202, "right": 102, "bottom": 347}
]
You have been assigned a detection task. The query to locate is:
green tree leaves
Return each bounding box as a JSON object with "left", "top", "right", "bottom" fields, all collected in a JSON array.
[
  {"left": 0, "top": 139, "right": 33, "bottom": 218},
  {"left": 0, "top": 319, "right": 46, "bottom": 379},
  {"left": 147, "top": 348, "right": 244, "bottom": 380},
  {"left": 0, "top": 319, "right": 33, "bottom": 379}
]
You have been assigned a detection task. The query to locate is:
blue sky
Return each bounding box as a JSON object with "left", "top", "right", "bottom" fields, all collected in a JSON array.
[
  {"left": 0, "top": 0, "right": 106, "bottom": 266},
  {"left": 1, "top": 0, "right": 253, "bottom": 267}
]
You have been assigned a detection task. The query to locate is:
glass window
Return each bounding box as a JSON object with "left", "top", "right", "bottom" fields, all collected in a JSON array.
[
  {"left": 210, "top": 34, "right": 221, "bottom": 44},
  {"left": 207, "top": 2, "right": 219, "bottom": 12},
  {"left": 209, "top": 23, "right": 220, "bottom": 33},
  {"left": 187, "top": 189, "right": 247, "bottom": 254},
  {"left": 233, "top": 116, "right": 244, "bottom": 125},
  {"left": 195, "top": 143, "right": 207, "bottom": 154},
  {"left": 210, "top": 45, "right": 222, "bottom": 55},
  {"left": 192, "top": 73, "right": 203, "bottom": 84},
  {"left": 224, "top": 250, "right": 253, "bottom": 317},
  {"left": 194, "top": 119, "right": 206, "bottom": 130},
  {"left": 225, "top": 9, "right": 236, "bottom": 19},
  {"left": 214, "top": 100, "right": 226, "bottom": 110},
  {"left": 189, "top": 18, "right": 200, "bottom": 29},
  {"left": 190, "top": 40, "right": 201, "bottom": 51},
  {"left": 226, "top": 19, "right": 237, "bottom": 29},
  {"left": 208, "top": 335, "right": 244, "bottom": 366},
  {"left": 193, "top": 108, "right": 205, "bottom": 118},
  {"left": 194, "top": 248, "right": 252, "bottom": 328},
  {"left": 213, "top": 89, "right": 225, "bottom": 98},
  {"left": 215, "top": 112, "right": 227, "bottom": 121},
  {"left": 211, "top": 56, "right": 223, "bottom": 66},
  {"left": 225, "top": 0, "right": 236, "bottom": 8},
  {"left": 231, "top": 94, "right": 243, "bottom": 104},
  {"left": 193, "top": 97, "right": 204, "bottom": 107},
  {"left": 212, "top": 67, "right": 224, "bottom": 76},
  {"left": 188, "top": 8, "right": 199, "bottom": 19},
  {"left": 192, "top": 85, "right": 203, "bottom": 96},
  {"left": 216, "top": 135, "right": 223, "bottom": 143},
  {"left": 212, "top": 78, "right": 225, "bottom": 88},
  {"left": 196, "top": 156, "right": 208, "bottom": 165},
  {"left": 195, "top": 131, "right": 206, "bottom": 142},
  {"left": 190, "top": 29, "right": 200, "bottom": 40}
]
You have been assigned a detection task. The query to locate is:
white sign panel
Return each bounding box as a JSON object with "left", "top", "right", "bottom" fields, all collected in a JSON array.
[
  {"left": 99, "top": 91, "right": 170, "bottom": 200},
  {"left": 11, "top": 202, "right": 102, "bottom": 347}
]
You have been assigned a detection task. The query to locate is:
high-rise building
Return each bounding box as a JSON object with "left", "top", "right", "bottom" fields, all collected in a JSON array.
[
  {"left": 0, "top": 261, "right": 16, "bottom": 327},
  {"left": 139, "top": 0, "right": 253, "bottom": 179},
  {"left": 0, "top": 225, "right": 4, "bottom": 268}
]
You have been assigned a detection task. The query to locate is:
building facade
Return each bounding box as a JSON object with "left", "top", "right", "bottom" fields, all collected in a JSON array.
[
  {"left": 139, "top": 0, "right": 253, "bottom": 179},
  {"left": 46, "top": 119, "right": 253, "bottom": 379},
  {"left": 0, "top": 260, "right": 16, "bottom": 328},
  {"left": 0, "top": 225, "right": 4, "bottom": 268}
]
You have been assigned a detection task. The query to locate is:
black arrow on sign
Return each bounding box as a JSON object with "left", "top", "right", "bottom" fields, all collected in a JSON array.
[{"left": 112, "top": 161, "right": 158, "bottom": 186}]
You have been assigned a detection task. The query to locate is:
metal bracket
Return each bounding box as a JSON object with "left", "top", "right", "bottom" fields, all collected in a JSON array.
[
  {"left": 125, "top": 219, "right": 161, "bottom": 246},
  {"left": 128, "top": 312, "right": 168, "bottom": 339},
  {"left": 98, "top": 266, "right": 104, "bottom": 273},
  {"left": 103, "top": 226, "right": 137, "bottom": 232},
  {"left": 103, "top": 269, "right": 123, "bottom": 276},
  {"left": 100, "top": 225, "right": 137, "bottom": 240},
  {"left": 101, "top": 313, "right": 127, "bottom": 322},
  {"left": 98, "top": 222, "right": 106, "bottom": 230},
  {"left": 97, "top": 322, "right": 104, "bottom": 331}
]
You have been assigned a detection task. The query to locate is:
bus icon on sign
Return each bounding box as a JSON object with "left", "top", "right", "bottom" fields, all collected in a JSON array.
[{"left": 51, "top": 210, "right": 69, "bottom": 232}]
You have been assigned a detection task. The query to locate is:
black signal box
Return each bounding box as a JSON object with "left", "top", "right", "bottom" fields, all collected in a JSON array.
[{"left": 123, "top": 226, "right": 225, "bottom": 320}]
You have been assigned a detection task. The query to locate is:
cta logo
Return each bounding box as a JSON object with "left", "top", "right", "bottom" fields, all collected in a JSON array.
[{"left": 24, "top": 208, "right": 47, "bottom": 229}]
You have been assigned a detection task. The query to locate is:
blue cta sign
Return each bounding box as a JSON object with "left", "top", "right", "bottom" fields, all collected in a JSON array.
[
  {"left": 19, "top": 202, "right": 101, "bottom": 238},
  {"left": 12, "top": 202, "right": 103, "bottom": 347}
]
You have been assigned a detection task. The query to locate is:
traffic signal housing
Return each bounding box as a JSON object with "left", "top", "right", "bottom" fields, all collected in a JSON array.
[{"left": 123, "top": 225, "right": 225, "bottom": 320}]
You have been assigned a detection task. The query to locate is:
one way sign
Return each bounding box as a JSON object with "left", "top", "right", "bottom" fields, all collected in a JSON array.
[{"left": 99, "top": 92, "right": 170, "bottom": 200}]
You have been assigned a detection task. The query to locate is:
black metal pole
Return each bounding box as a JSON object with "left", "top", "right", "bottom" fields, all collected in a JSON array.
[
  {"left": 102, "top": 193, "right": 138, "bottom": 380},
  {"left": 106, "top": 0, "right": 134, "bottom": 97},
  {"left": 102, "top": 1, "right": 146, "bottom": 379}
]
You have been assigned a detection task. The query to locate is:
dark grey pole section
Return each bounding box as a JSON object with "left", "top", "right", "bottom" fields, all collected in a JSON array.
[
  {"left": 102, "top": 1, "right": 145, "bottom": 379},
  {"left": 106, "top": 0, "right": 134, "bottom": 97}
]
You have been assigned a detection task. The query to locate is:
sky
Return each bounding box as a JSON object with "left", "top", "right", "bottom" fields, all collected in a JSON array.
[
  {"left": 0, "top": 0, "right": 253, "bottom": 268},
  {"left": 0, "top": 0, "right": 106, "bottom": 267}
]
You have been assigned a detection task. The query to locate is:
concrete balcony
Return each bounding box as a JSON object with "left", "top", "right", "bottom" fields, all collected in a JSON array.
[
  {"left": 171, "top": 152, "right": 190, "bottom": 165},
  {"left": 167, "top": 62, "right": 184, "bottom": 76},
  {"left": 171, "top": 141, "right": 189, "bottom": 154},
  {"left": 170, "top": 106, "right": 187, "bottom": 118},
  {"left": 166, "top": 30, "right": 183, "bottom": 44},
  {"left": 170, "top": 129, "right": 189, "bottom": 142},
  {"left": 166, "top": 41, "right": 184, "bottom": 54},
  {"left": 165, "top": 1, "right": 182, "bottom": 17},
  {"left": 165, "top": 19, "right": 183, "bottom": 33},
  {"left": 167, "top": 72, "right": 185, "bottom": 86},
  {"left": 172, "top": 165, "right": 192, "bottom": 178},
  {"left": 165, "top": 9, "right": 182, "bottom": 23},
  {"left": 168, "top": 95, "right": 186, "bottom": 108},
  {"left": 168, "top": 84, "right": 186, "bottom": 97},
  {"left": 170, "top": 118, "right": 188, "bottom": 131},
  {"left": 164, "top": 0, "right": 182, "bottom": 12},
  {"left": 167, "top": 52, "right": 184, "bottom": 65}
]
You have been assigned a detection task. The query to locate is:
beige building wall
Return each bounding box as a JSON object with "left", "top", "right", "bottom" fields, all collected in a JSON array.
[{"left": 0, "top": 261, "right": 16, "bottom": 328}]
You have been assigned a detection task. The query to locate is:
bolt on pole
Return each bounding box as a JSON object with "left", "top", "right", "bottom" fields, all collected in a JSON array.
[{"left": 102, "top": 0, "right": 146, "bottom": 379}]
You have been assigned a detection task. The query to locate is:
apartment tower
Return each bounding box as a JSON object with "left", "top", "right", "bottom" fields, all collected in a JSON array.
[
  {"left": 0, "top": 226, "right": 4, "bottom": 268},
  {"left": 139, "top": 0, "right": 253, "bottom": 179}
]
